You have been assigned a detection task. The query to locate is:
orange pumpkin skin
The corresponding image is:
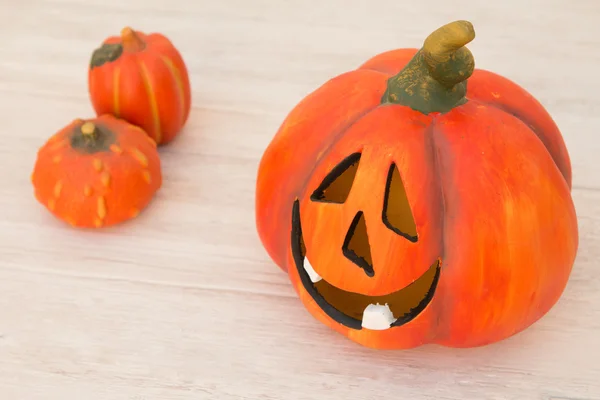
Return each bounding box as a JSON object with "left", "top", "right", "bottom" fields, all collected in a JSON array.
[
  {"left": 88, "top": 27, "right": 191, "bottom": 145},
  {"left": 255, "top": 22, "right": 578, "bottom": 349},
  {"left": 32, "top": 114, "right": 162, "bottom": 228}
]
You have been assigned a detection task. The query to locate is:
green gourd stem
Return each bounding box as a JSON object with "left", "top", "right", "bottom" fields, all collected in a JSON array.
[
  {"left": 70, "top": 121, "right": 115, "bottom": 154},
  {"left": 90, "top": 43, "right": 123, "bottom": 69},
  {"left": 382, "top": 20, "right": 476, "bottom": 114},
  {"left": 89, "top": 27, "right": 144, "bottom": 69}
]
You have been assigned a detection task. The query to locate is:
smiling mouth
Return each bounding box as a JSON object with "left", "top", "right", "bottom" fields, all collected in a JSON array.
[{"left": 291, "top": 200, "right": 441, "bottom": 331}]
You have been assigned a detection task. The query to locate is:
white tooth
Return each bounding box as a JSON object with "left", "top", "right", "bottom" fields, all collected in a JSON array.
[
  {"left": 304, "top": 257, "right": 322, "bottom": 283},
  {"left": 361, "top": 303, "right": 396, "bottom": 330}
]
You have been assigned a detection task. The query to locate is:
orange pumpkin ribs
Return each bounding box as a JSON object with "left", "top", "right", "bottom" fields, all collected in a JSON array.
[{"left": 88, "top": 27, "right": 191, "bottom": 145}]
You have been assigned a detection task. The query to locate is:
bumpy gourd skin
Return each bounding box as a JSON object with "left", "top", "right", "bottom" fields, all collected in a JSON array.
[
  {"left": 255, "top": 21, "right": 577, "bottom": 350},
  {"left": 32, "top": 114, "right": 162, "bottom": 228}
]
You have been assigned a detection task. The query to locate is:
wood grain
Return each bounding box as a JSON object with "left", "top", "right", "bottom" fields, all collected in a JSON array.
[{"left": 1, "top": 0, "right": 599, "bottom": 399}]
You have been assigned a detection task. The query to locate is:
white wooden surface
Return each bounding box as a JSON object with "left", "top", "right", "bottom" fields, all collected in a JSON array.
[{"left": 1, "top": 1, "right": 599, "bottom": 399}]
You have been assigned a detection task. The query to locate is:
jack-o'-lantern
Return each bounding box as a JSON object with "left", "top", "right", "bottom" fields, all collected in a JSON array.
[{"left": 255, "top": 21, "right": 578, "bottom": 349}]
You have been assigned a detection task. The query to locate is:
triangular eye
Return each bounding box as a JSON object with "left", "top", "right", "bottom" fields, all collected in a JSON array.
[
  {"left": 382, "top": 163, "right": 418, "bottom": 242},
  {"left": 342, "top": 211, "right": 374, "bottom": 277},
  {"left": 311, "top": 153, "right": 361, "bottom": 203}
]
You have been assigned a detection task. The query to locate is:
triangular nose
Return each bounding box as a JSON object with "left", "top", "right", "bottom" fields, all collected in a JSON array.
[{"left": 342, "top": 211, "right": 374, "bottom": 277}]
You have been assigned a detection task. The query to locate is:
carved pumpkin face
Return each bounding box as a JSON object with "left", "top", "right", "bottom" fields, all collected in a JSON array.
[
  {"left": 255, "top": 21, "right": 578, "bottom": 349},
  {"left": 290, "top": 127, "right": 442, "bottom": 332}
]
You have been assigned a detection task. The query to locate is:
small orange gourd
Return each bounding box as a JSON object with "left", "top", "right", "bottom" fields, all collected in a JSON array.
[
  {"left": 32, "top": 114, "right": 162, "bottom": 228},
  {"left": 88, "top": 27, "right": 191, "bottom": 145}
]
